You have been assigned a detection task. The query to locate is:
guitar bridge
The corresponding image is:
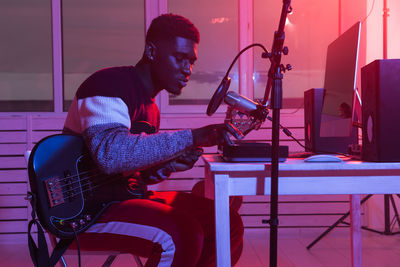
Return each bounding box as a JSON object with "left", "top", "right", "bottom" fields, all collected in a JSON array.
[{"left": 45, "top": 176, "right": 65, "bottom": 207}]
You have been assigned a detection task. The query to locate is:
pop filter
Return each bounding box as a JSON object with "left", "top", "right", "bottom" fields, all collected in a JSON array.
[{"left": 206, "top": 77, "right": 231, "bottom": 116}]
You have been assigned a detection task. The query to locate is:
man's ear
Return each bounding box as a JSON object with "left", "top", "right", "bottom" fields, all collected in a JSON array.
[{"left": 145, "top": 42, "right": 157, "bottom": 61}]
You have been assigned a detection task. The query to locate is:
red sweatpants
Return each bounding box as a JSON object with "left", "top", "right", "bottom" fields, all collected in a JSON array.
[{"left": 71, "top": 191, "right": 244, "bottom": 267}]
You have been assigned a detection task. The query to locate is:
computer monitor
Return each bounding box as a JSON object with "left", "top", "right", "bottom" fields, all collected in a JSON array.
[{"left": 320, "top": 21, "right": 361, "bottom": 137}]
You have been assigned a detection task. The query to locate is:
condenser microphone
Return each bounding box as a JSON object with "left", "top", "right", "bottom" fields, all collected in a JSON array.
[
  {"left": 224, "top": 91, "right": 259, "bottom": 115},
  {"left": 207, "top": 76, "right": 268, "bottom": 120}
]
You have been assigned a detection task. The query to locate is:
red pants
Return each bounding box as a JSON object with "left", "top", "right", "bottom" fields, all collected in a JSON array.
[{"left": 72, "top": 191, "right": 244, "bottom": 267}]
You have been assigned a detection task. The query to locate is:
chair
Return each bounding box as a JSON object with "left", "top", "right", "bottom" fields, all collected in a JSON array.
[{"left": 25, "top": 150, "right": 144, "bottom": 267}]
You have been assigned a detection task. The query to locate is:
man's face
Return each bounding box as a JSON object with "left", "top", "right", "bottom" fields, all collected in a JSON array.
[{"left": 151, "top": 36, "right": 198, "bottom": 95}]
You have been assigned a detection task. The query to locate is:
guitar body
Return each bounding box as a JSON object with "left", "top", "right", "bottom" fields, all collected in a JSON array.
[{"left": 28, "top": 134, "right": 122, "bottom": 239}]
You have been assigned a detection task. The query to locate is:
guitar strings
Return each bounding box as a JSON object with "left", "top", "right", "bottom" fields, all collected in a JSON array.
[
  {"left": 68, "top": 174, "right": 123, "bottom": 199},
  {"left": 45, "top": 166, "right": 127, "bottom": 199},
  {"left": 50, "top": 168, "right": 98, "bottom": 184},
  {"left": 62, "top": 171, "right": 120, "bottom": 193},
  {"left": 50, "top": 166, "right": 123, "bottom": 192},
  {"left": 56, "top": 172, "right": 125, "bottom": 200},
  {"left": 54, "top": 169, "right": 105, "bottom": 190}
]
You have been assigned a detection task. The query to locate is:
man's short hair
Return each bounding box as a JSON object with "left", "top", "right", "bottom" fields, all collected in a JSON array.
[{"left": 146, "top": 13, "right": 200, "bottom": 44}]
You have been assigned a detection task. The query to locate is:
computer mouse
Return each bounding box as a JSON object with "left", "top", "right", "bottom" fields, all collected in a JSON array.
[{"left": 304, "top": 154, "right": 343, "bottom": 163}]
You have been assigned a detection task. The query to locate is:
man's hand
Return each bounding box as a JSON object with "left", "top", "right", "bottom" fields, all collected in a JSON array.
[
  {"left": 169, "top": 147, "right": 203, "bottom": 172},
  {"left": 141, "top": 147, "right": 203, "bottom": 184},
  {"left": 191, "top": 123, "right": 243, "bottom": 147}
]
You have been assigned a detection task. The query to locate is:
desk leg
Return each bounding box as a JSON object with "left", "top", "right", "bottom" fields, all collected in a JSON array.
[
  {"left": 350, "top": 194, "right": 362, "bottom": 267},
  {"left": 214, "top": 173, "right": 231, "bottom": 267},
  {"left": 204, "top": 164, "right": 214, "bottom": 199}
]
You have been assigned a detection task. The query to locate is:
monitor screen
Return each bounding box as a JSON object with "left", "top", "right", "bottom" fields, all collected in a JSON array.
[{"left": 320, "top": 21, "right": 361, "bottom": 137}]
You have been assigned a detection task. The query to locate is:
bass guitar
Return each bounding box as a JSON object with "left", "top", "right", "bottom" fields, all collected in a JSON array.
[{"left": 28, "top": 134, "right": 132, "bottom": 239}]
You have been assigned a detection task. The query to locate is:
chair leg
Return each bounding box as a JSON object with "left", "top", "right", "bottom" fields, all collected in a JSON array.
[
  {"left": 48, "top": 234, "right": 68, "bottom": 267},
  {"left": 134, "top": 255, "right": 144, "bottom": 267},
  {"left": 101, "top": 255, "right": 117, "bottom": 267},
  {"left": 101, "top": 255, "right": 143, "bottom": 267},
  {"left": 56, "top": 254, "right": 143, "bottom": 267},
  {"left": 58, "top": 255, "right": 68, "bottom": 267}
]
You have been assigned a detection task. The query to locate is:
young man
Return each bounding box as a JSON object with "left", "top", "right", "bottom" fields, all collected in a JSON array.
[{"left": 63, "top": 14, "right": 243, "bottom": 266}]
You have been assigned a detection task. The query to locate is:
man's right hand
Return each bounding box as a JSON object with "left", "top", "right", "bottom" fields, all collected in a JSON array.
[{"left": 191, "top": 123, "right": 243, "bottom": 147}]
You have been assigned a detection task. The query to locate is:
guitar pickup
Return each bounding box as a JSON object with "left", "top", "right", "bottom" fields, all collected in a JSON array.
[{"left": 45, "top": 176, "right": 65, "bottom": 207}]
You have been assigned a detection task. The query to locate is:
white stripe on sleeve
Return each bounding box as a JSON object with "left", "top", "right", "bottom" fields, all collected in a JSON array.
[{"left": 78, "top": 96, "right": 131, "bottom": 131}]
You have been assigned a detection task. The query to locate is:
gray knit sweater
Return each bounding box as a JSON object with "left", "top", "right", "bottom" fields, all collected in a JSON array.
[{"left": 63, "top": 66, "right": 194, "bottom": 192}]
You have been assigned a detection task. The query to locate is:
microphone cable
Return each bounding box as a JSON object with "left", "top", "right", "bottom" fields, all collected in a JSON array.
[
  {"left": 267, "top": 115, "right": 350, "bottom": 157},
  {"left": 72, "top": 227, "right": 82, "bottom": 267},
  {"left": 222, "top": 43, "right": 269, "bottom": 80},
  {"left": 361, "top": 0, "right": 376, "bottom": 24}
]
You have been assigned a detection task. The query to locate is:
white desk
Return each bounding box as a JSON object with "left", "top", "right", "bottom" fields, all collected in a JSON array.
[{"left": 202, "top": 154, "right": 400, "bottom": 267}]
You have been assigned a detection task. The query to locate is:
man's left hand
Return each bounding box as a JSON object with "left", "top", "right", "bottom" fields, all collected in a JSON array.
[{"left": 169, "top": 147, "right": 203, "bottom": 172}]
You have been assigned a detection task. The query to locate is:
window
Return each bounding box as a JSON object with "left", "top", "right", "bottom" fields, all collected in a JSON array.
[
  {"left": 166, "top": 0, "right": 239, "bottom": 108},
  {"left": 0, "top": 0, "right": 53, "bottom": 111},
  {"left": 0, "top": 0, "right": 374, "bottom": 114},
  {"left": 253, "top": 0, "right": 339, "bottom": 108},
  {"left": 62, "top": 0, "right": 145, "bottom": 111}
]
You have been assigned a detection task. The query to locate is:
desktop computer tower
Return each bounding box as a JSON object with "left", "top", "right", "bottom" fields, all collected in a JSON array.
[
  {"left": 361, "top": 59, "right": 400, "bottom": 162},
  {"left": 304, "top": 88, "right": 358, "bottom": 154}
]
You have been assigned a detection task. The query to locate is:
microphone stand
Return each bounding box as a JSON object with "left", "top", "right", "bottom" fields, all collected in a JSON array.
[{"left": 261, "top": 1, "right": 292, "bottom": 266}]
